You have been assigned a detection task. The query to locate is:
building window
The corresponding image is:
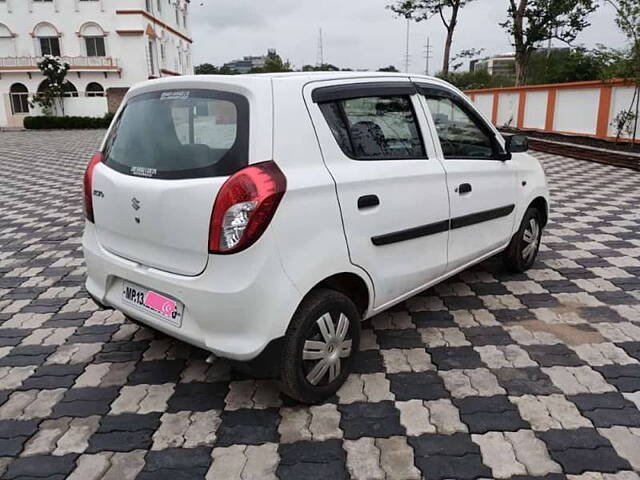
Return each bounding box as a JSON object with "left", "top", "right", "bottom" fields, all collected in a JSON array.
[
  {"left": 86, "top": 82, "right": 104, "bottom": 97},
  {"left": 80, "top": 23, "right": 106, "bottom": 57},
  {"left": 160, "top": 42, "right": 166, "bottom": 63},
  {"left": 40, "top": 80, "right": 78, "bottom": 97},
  {"left": 148, "top": 40, "right": 156, "bottom": 75},
  {"left": 145, "top": 0, "right": 152, "bottom": 12},
  {"left": 10, "top": 83, "right": 29, "bottom": 114},
  {"left": 33, "top": 0, "right": 54, "bottom": 2},
  {"left": 63, "top": 81, "right": 78, "bottom": 97},
  {"left": 175, "top": 6, "right": 180, "bottom": 25},
  {"left": 157, "top": 0, "right": 162, "bottom": 12},
  {"left": 39, "top": 36, "right": 60, "bottom": 56},
  {"left": 0, "top": 24, "right": 13, "bottom": 57},
  {"left": 85, "top": 36, "right": 105, "bottom": 56}
]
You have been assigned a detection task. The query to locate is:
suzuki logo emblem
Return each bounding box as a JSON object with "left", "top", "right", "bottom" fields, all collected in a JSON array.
[{"left": 131, "top": 197, "right": 140, "bottom": 211}]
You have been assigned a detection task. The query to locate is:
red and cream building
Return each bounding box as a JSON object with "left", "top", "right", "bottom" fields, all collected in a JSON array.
[{"left": 0, "top": 0, "right": 193, "bottom": 128}]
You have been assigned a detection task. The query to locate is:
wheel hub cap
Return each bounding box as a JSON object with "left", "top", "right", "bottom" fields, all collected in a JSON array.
[
  {"left": 302, "top": 312, "right": 352, "bottom": 386},
  {"left": 522, "top": 218, "right": 540, "bottom": 262}
]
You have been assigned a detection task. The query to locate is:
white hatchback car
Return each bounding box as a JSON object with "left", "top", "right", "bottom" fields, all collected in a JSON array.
[{"left": 83, "top": 72, "right": 549, "bottom": 403}]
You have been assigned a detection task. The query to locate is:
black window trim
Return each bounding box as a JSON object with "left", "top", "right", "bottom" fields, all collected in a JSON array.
[
  {"left": 311, "top": 81, "right": 417, "bottom": 103},
  {"left": 315, "top": 83, "right": 429, "bottom": 162},
  {"left": 416, "top": 84, "right": 509, "bottom": 161}
]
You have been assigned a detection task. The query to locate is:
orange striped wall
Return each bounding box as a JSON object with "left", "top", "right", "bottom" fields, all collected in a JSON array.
[{"left": 465, "top": 79, "right": 638, "bottom": 143}]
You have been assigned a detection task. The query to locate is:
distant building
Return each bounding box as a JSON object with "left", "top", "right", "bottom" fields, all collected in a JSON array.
[
  {"left": 223, "top": 49, "right": 276, "bottom": 74},
  {"left": 470, "top": 48, "right": 572, "bottom": 78},
  {"left": 0, "top": 0, "right": 194, "bottom": 128},
  {"left": 471, "top": 53, "right": 516, "bottom": 77}
]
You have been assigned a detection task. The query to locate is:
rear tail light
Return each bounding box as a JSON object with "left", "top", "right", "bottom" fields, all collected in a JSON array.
[
  {"left": 209, "top": 161, "right": 286, "bottom": 254},
  {"left": 83, "top": 153, "right": 103, "bottom": 223}
]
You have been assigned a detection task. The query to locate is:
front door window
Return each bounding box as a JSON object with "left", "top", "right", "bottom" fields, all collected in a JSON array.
[{"left": 425, "top": 96, "right": 496, "bottom": 159}]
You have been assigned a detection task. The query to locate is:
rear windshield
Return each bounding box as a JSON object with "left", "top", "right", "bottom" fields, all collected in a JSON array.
[{"left": 103, "top": 89, "right": 249, "bottom": 179}]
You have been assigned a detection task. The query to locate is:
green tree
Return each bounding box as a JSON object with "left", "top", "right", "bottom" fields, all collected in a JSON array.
[
  {"left": 450, "top": 48, "right": 485, "bottom": 71},
  {"left": 218, "top": 65, "right": 240, "bottom": 75},
  {"left": 250, "top": 50, "right": 292, "bottom": 73},
  {"left": 526, "top": 48, "right": 607, "bottom": 84},
  {"left": 501, "top": 0, "right": 598, "bottom": 85},
  {"left": 377, "top": 65, "right": 400, "bottom": 72},
  {"left": 194, "top": 63, "right": 239, "bottom": 75},
  {"left": 437, "top": 69, "right": 514, "bottom": 90},
  {"left": 302, "top": 63, "right": 340, "bottom": 71},
  {"left": 603, "top": 0, "right": 640, "bottom": 142},
  {"left": 194, "top": 63, "right": 218, "bottom": 74},
  {"left": 389, "top": 0, "right": 475, "bottom": 74},
  {"left": 30, "top": 55, "right": 71, "bottom": 116}
]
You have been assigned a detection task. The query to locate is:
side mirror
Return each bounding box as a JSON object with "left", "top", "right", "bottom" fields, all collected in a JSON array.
[{"left": 505, "top": 134, "right": 528, "bottom": 153}]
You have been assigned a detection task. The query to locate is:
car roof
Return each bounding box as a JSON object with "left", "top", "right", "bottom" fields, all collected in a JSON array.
[{"left": 128, "top": 71, "right": 457, "bottom": 96}]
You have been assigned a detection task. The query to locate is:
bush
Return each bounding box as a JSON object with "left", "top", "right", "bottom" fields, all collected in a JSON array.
[{"left": 24, "top": 113, "right": 114, "bottom": 130}]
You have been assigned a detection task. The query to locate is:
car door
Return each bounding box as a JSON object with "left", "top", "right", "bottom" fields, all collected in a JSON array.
[
  {"left": 417, "top": 84, "right": 518, "bottom": 270},
  {"left": 305, "top": 80, "right": 450, "bottom": 309}
]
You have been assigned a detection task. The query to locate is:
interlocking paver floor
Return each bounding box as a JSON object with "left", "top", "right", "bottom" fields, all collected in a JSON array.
[{"left": 0, "top": 129, "right": 639, "bottom": 479}]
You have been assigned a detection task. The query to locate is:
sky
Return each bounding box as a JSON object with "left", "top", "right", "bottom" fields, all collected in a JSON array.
[{"left": 189, "top": 0, "right": 628, "bottom": 74}]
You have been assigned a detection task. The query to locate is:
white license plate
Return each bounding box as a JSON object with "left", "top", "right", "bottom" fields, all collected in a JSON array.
[{"left": 122, "top": 281, "right": 183, "bottom": 327}]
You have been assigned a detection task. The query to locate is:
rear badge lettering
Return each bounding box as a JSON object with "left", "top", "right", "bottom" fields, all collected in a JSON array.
[
  {"left": 131, "top": 166, "right": 157, "bottom": 178},
  {"left": 160, "top": 91, "right": 190, "bottom": 100}
]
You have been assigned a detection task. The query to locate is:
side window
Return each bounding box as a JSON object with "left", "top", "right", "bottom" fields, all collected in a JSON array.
[
  {"left": 425, "top": 96, "right": 495, "bottom": 159},
  {"left": 320, "top": 95, "right": 426, "bottom": 160}
]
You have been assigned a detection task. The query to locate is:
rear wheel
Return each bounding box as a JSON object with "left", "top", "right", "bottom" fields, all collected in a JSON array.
[
  {"left": 504, "top": 207, "right": 543, "bottom": 272},
  {"left": 280, "top": 289, "right": 360, "bottom": 404}
]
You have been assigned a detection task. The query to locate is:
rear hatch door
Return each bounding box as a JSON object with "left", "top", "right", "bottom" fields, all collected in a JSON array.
[{"left": 92, "top": 86, "right": 251, "bottom": 276}]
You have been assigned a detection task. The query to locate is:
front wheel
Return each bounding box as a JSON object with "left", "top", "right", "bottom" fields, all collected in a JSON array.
[
  {"left": 504, "top": 207, "right": 543, "bottom": 272},
  {"left": 280, "top": 289, "right": 360, "bottom": 404}
]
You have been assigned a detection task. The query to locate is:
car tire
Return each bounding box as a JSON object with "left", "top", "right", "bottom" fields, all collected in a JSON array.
[
  {"left": 280, "top": 288, "right": 361, "bottom": 404},
  {"left": 504, "top": 207, "right": 543, "bottom": 273}
]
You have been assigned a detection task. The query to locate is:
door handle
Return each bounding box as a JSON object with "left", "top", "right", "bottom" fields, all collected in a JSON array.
[
  {"left": 457, "top": 183, "right": 472, "bottom": 194},
  {"left": 358, "top": 194, "right": 379, "bottom": 209}
]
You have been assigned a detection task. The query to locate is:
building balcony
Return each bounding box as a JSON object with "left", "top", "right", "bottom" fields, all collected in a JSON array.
[{"left": 0, "top": 56, "right": 120, "bottom": 73}]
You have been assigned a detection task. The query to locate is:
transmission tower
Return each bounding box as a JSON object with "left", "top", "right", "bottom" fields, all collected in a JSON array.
[
  {"left": 423, "top": 36, "right": 432, "bottom": 75},
  {"left": 403, "top": 19, "right": 410, "bottom": 73},
  {"left": 316, "top": 28, "right": 324, "bottom": 67}
]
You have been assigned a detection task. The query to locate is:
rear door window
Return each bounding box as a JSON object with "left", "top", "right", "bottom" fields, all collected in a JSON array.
[
  {"left": 104, "top": 89, "right": 249, "bottom": 179},
  {"left": 319, "top": 95, "right": 426, "bottom": 160}
]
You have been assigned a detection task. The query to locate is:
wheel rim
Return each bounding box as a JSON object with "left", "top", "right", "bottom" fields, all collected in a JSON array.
[
  {"left": 302, "top": 312, "right": 352, "bottom": 386},
  {"left": 521, "top": 217, "right": 540, "bottom": 263}
]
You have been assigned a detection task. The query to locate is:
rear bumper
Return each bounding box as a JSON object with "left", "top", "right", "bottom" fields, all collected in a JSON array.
[{"left": 82, "top": 222, "right": 302, "bottom": 361}]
